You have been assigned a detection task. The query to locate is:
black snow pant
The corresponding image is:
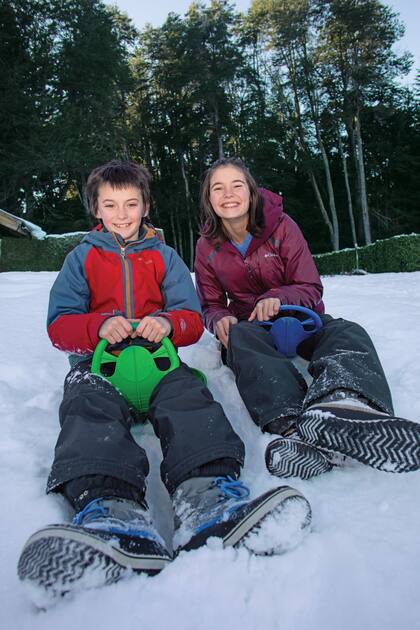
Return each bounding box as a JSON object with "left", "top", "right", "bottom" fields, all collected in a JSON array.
[
  {"left": 226, "top": 316, "right": 394, "bottom": 431},
  {"left": 47, "top": 361, "right": 245, "bottom": 510}
]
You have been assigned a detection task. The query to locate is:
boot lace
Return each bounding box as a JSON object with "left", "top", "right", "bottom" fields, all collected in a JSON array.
[
  {"left": 72, "top": 497, "right": 159, "bottom": 542},
  {"left": 213, "top": 476, "right": 250, "bottom": 500},
  {"left": 72, "top": 498, "right": 109, "bottom": 526}
]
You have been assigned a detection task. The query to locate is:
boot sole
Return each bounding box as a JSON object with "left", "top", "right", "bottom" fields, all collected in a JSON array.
[
  {"left": 17, "top": 524, "right": 171, "bottom": 607},
  {"left": 299, "top": 405, "right": 420, "bottom": 473},
  {"left": 265, "top": 437, "right": 333, "bottom": 479}
]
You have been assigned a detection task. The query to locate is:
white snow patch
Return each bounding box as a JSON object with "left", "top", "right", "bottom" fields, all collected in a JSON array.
[{"left": 1, "top": 271, "right": 420, "bottom": 629}]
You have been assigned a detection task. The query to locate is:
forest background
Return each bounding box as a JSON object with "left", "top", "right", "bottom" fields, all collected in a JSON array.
[{"left": 1, "top": 0, "right": 419, "bottom": 268}]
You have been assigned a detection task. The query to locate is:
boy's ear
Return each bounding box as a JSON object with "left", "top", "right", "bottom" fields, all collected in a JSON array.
[{"left": 144, "top": 203, "right": 150, "bottom": 217}]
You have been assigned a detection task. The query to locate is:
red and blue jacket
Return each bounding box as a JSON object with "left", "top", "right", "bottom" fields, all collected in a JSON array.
[
  {"left": 47, "top": 224, "right": 203, "bottom": 358},
  {"left": 194, "top": 189, "right": 325, "bottom": 334}
]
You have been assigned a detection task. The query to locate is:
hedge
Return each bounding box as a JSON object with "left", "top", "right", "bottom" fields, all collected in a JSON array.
[
  {"left": 0, "top": 233, "right": 85, "bottom": 272},
  {"left": 0, "top": 232, "right": 419, "bottom": 274},
  {"left": 313, "top": 233, "right": 420, "bottom": 275}
]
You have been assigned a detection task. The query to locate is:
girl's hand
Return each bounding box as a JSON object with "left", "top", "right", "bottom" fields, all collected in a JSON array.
[
  {"left": 248, "top": 298, "right": 281, "bottom": 322},
  {"left": 132, "top": 316, "right": 172, "bottom": 343},
  {"left": 215, "top": 316, "right": 238, "bottom": 348},
  {"left": 99, "top": 316, "right": 133, "bottom": 344}
]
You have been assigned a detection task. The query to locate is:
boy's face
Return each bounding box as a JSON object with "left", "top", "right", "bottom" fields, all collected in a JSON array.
[{"left": 95, "top": 183, "right": 148, "bottom": 242}]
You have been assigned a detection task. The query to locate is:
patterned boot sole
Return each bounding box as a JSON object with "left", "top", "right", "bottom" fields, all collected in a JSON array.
[
  {"left": 17, "top": 524, "right": 171, "bottom": 608},
  {"left": 265, "top": 437, "right": 333, "bottom": 480},
  {"left": 299, "top": 404, "right": 420, "bottom": 473}
]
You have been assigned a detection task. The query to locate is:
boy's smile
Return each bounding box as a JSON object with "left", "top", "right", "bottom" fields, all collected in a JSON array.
[{"left": 95, "top": 183, "right": 148, "bottom": 242}]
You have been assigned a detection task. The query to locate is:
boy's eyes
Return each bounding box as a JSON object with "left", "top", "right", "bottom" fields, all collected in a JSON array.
[{"left": 103, "top": 202, "right": 139, "bottom": 208}]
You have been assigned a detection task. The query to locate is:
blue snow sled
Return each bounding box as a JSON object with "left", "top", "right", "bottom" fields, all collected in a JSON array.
[{"left": 258, "top": 305, "right": 323, "bottom": 358}]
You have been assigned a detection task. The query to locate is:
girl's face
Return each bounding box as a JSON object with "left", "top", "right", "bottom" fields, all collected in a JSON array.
[
  {"left": 209, "top": 165, "right": 250, "bottom": 223},
  {"left": 95, "top": 183, "right": 147, "bottom": 242}
]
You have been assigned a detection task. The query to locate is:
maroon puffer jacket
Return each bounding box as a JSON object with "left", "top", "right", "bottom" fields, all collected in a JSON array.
[{"left": 194, "top": 188, "right": 325, "bottom": 334}]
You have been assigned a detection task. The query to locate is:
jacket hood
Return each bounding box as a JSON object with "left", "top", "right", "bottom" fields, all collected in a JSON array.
[
  {"left": 81, "top": 222, "right": 160, "bottom": 250},
  {"left": 259, "top": 188, "right": 284, "bottom": 233},
  {"left": 242, "top": 188, "right": 284, "bottom": 256}
]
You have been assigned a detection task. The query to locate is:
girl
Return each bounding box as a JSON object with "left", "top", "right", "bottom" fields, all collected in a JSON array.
[{"left": 194, "top": 157, "right": 420, "bottom": 479}]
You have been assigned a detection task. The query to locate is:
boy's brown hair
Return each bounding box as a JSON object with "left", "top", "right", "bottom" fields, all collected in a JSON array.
[{"left": 85, "top": 160, "right": 152, "bottom": 222}]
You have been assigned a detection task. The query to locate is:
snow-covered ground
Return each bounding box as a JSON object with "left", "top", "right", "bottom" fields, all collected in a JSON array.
[{"left": 1, "top": 271, "right": 420, "bottom": 629}]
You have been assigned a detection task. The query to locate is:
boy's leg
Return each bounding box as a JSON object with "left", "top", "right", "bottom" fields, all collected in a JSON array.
[
  {"left": 18, "top": 362, "right": 171, "bottom": 605},
  {"left": 148, "top": 363, "right": 245, "bottom": 495},
  {"left": 226, "top": 321, "right": 308, "bottom": 433},
  {"left": 148, "top": 365, "right": 311, "bottom": 555},
  {"left": 47, "top": 361, "right": 149, "bottom": 508}
]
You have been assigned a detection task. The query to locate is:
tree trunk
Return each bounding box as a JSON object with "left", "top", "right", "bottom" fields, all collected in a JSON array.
[
  {"left": 170, "top": 211, "right": 178, "bottom": 252},
  {"left": 354, "top": 112, "right": 371, "bottom": 244},
  {"left": 309, "top": 171, "right": 338, "bottom": 250},
  {"left": 180, "top": 153, "right": 194, "bottom": 265},
  {"left": 188, "top": 214, "right": 194, "bottom": 271},
  {"left": 213, "top": 103, "right": 224, "bottom": 159},
  {"left": 317, "top": 132, "right": 340, "bottom": 250},
  {"left": 337, "top": 129, "right": 357, "bottom": 248}
]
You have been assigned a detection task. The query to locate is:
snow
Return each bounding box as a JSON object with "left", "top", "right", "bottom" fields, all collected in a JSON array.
[{"left": 1, "top": 270, "right": 420, "bottom": 629}]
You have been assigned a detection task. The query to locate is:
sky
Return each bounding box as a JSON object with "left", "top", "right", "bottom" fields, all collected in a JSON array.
[{"left": 112, "top": 0, "right": 419, "bottom": 82}]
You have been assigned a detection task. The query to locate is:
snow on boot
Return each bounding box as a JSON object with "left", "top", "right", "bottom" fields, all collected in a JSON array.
[
  {"left": 265, "top": 435, "right": 334, "bottom": 479},
  {"left": 299, "top": 397, "right": 420, "bottom": 473},
  {"left": 173, "top": 476, "right": 311, "bottom": 556},
  {"left": 17, "top": 497, "right": 172, "bottom": 608}
]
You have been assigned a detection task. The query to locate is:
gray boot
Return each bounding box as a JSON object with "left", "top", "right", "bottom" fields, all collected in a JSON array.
[
  {"left": 18, "top": 497, "right": 172, "bottom": 608},
  {"left": 172, "top": 475, "right": 311, "bottom": 555}
]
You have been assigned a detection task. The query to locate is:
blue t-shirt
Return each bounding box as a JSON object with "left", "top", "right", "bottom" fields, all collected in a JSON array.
[{"left": 231, "top": 233, "right": 252, "bottom": 257}]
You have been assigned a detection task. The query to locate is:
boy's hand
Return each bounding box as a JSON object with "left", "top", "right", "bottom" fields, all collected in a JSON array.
[
  {"left": 215, "top": 315, "right": 238, "bottom": 349},
  {"left": 99, "top": 316, "right": 132, "bottom": 344},
  {"left": 132, "top": 316, "right": 172, "bottom": 343},
  {"left": 248, "top": 298, "right": 281, "bottom": 322}
]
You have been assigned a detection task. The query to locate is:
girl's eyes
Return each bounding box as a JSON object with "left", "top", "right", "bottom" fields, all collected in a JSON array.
[{"left": 212, "top": 183, "right": 244, "bottom": 192}]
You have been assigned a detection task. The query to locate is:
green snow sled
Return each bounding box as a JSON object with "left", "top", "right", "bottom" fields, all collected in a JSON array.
[{"left": 91, "top": 323, "right": 206, "bottom": 412}]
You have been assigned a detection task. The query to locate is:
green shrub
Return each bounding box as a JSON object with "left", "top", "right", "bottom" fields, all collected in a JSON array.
[
  {"left": 314, "top": 234, "right": 420, "bottom": 275},
  {"left": 0, "top": 234, "right": 85, "bottom": 272},
  {"left": 0, "top": 232, "right": 419, "bottom": 274}
]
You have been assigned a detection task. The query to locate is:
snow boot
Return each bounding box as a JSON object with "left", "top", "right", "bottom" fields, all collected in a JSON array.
[
  {"left": 265, "top": 435, "right": 336, "bottom": 479},
  {"left": 172, "top": 476, "right": 311, "bottom": 556},
  {"left": 299, "top": 395, "right": 420, "bottom": 473},
  {"left": 17, "top": 497, "right": 171, "bottom": 608}
]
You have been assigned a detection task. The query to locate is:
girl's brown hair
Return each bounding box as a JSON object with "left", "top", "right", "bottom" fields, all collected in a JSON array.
[
  {"left": 85, "top": 160, "right": 152, "bottom": 223},
  {"left": 199, "top": 157, "right": 264, "bottom": 242}
]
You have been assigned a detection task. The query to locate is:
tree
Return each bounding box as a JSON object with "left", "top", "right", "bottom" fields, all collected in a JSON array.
[
  {"left": 317, "top": 0, "right": 412, "bottom": 244},
  {"left": 0, "top": 0, "right": 136, "bottom": 232}
]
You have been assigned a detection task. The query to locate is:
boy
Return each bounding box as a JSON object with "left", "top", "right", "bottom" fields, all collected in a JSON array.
[{"left": 17, "top": 160, "right": 311, "bottom": 605}]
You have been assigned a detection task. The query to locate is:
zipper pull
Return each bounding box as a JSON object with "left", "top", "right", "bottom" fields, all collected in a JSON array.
[{"left": 121, "top": 247, "right": 125, "bottom": 258}]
